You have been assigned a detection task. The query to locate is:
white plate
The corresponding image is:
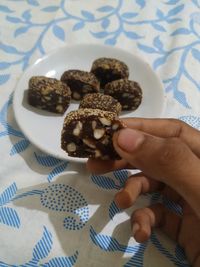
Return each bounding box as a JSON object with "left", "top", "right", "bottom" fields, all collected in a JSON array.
[{"left": 13, "top": 44, "right": 165, "bottom": 163}]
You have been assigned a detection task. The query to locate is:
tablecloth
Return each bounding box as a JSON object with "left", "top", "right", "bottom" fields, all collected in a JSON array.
[{"left": 1, "top": 0, "right": 200, "bottom": 266}]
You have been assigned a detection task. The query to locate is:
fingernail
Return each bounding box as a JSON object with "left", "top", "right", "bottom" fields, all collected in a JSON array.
[
  {"left": 117, "top": 129, "right": 144, "bottom": 152},
  {"left": 132, "top": 223, "right": 140, "bottom": 236}
]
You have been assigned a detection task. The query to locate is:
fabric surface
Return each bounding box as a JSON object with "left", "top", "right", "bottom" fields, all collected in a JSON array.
[{"left": 1, "top": 0, "right": 200, "bottom": 266}]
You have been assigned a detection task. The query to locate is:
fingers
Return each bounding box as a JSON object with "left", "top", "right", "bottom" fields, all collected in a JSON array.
[
  {"left": 114, "top": 173, "right": 163, "bottom": 209},
  {"left": 121, "top": 118, "right": 200, "bottom": 158},
  {"left": 113, "top": 128, "right": 200, "bottom": 217},
  {"left": 114, "top": 173, "right": 182, "bottom": 210},
  {"left": 87, "top": 118, "right": 200, "bottom": 173},
  {"left": 86, "top": 158, "right": 131, "bottom": 174},
  {"left": 113, "top": 128, "right": 200, "bottom": 191},
  {"left": 131, "top": 203, "right": 182, "bottom": 243}
]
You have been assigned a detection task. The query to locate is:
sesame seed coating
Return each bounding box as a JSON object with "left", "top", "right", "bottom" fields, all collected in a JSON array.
[
  {"left": 104, "top": 79, "right": 143, "bottom": 111},
  {"left": 28, "top": 76, "right": 71, "bottom": 114},
  {"left": 61, "top": 70, "right": 100, "bottom": 88},
  {"left": 91, "top": 57, "right": 129, "bottom": 89},
  {"left": 63, "top": 108, "right": 117, "bottom": 126},
  {"left": 91, "top": 57, "right": 129, "bottom": 77},
  {"left": 29, "top": 76, "right": 71, "bottom": 96},
  {"left": 105, "top": 79, "right": 142, "bottom": 94},
  {"left": 79, "top": 93, "right": 122, "bottom": 115}
]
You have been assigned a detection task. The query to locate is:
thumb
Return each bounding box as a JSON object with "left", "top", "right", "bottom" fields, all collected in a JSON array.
[{"left": 113, "top": 128, "right": 200, "bottom": 194}]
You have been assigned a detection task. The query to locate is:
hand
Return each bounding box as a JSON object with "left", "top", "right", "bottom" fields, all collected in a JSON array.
[{"left": 87, "top": 118, "right": 200, "bottom": 266}]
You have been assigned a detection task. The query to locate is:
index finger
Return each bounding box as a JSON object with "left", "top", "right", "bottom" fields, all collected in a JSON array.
[{"left": 122, "top": 118, "right": 200, "bottom": 157}]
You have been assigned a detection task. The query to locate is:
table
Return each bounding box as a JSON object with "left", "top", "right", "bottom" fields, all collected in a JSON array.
[{"left": 1, "top": 1, "right": 199, "bottom": 266}]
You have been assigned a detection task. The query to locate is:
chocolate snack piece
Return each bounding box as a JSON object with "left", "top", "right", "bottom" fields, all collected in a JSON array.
[
  {"left": 60, "top": 70, "right": 100, "bottom": 100},
  {"left": 61, "top": 108, "right": 125, "bottom": 159},
  {"left": 79, "top": 93, "right": 122, "bottom": 115},
  {"left": 105, "top": 79, "right": 142, "bottom": 111},
  {"left": 28, "top": 76, "right": 71, "bottom": 114},
  {"left": 91, "top": 57, "right": 129, "bottom": 88}
]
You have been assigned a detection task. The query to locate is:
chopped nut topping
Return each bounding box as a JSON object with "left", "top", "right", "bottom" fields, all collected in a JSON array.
[
  {"left": 92, "top": 120, "right": 97, "bottom": 130},
  {"left": 112, "top": 123, "right": 120, "bottom": 130},
  {"left": 101, "top": 136, "right": 109, "bottom": 145},
  {"left": 95, "top": 150, "right": 102, "bottom": 158},
  {"left": 122, "top": 105, "right": 128, "bottom": 109},
  {"left": 73, "top": 121, "right": 82, "bottom": 136},
  {"left": 67, "top": 142, "right": 76, "bottom": 152},
  {"left": 56, "top": 105, "right": 64, "bottom": 113},
  {"left": 44, "top": 96, "right": 51, "bottom": 100},
  {"left": 83, "top": 138, "right": 96, "bottom": 148},
  {"left": 122, "top": 92, "right": 130, "bottom": 97},
  {"left": 73, "top": 92, "right": 81, "bottom": 100},
  {"left": 99, "top": 117, "right": 111, "bottom": 126},
  {"left": 93, "top": 128, "right": 105, "bottom": 139}
]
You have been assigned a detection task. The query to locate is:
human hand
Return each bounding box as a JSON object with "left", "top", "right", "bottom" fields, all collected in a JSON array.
[{"left": 87, "top": 118, "right": 200, "bottom": 266}]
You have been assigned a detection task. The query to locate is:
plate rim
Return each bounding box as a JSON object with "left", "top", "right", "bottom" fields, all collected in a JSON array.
[{"left": 13, "top": 43, "right": 166, "bottom": 163}]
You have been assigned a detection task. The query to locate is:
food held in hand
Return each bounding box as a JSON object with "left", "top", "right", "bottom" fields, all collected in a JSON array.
[
  {"left": 61, "top": 108, "right": 125, "bottom": 159},
  {"left": 105, "top": 79, "right": 142, "bottom": 111},
  {"left": 28, "top": 76, "right": 71, "bottom": 114},
  {"left": 79, "top": 93, "right": 122, "bottom": 115},
  {"left": 91, "top": 57, "right": 129, "bottom": 88},
  {"left": 60, "top": 70, "right": 100, "bottom": 100}
]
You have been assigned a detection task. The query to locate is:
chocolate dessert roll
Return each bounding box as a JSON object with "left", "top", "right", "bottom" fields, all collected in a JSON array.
[
  {"left": 105, "top": 79, "right": 142, "bottom": 110},
  {"left": 61, "top": 70, "right": 100, "bottom": 100},
  {"left": 91, "top": 57, "right": 129, "bottom": 88},
  {"left": 79, "top": 93, "right": 122, "bottom": 115},
  {"left": 61, "top": 108, "right": 125, "bottom": 159},
  {"left": 28, "top": 76, "right": 71, "bottom": 114}
]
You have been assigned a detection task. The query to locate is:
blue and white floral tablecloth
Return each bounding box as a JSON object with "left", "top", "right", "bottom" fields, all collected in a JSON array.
[{"left": 1, "top": 0, "right": 200, "bottom": 266}]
